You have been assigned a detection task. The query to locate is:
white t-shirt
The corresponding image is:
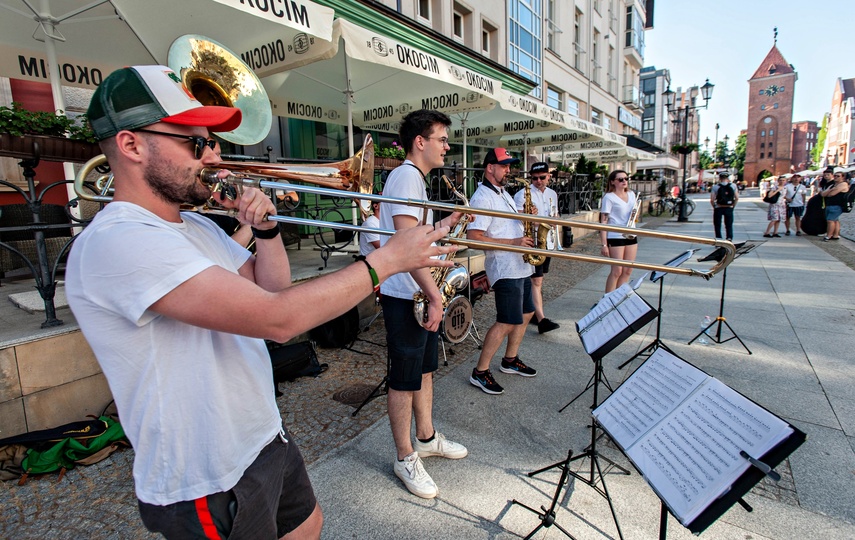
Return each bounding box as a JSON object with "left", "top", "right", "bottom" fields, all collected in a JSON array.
[
  {"left": 600, "top": 191, "right": 638, "bottom": 239},
  {"left": 513, "top": 185, "right": 558, "bottom": 217},
  {"left": 785, "top": 183, "right": 807, "bottom": 207},
  {"left": 359, "top": 214, "right": 381, "bottom": 256},
  {"left": 66, "top": 202, "right": 282, "bottom": 505},
  {"left": 469, "top": 181, "right": 534, "bottom": 284},
  {"left": 379, "top": 160, "right": 434, "bottom": 299}
]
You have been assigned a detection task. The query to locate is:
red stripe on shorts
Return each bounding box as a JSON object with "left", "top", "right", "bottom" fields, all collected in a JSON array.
[{"left": 194, "top": 496, "right": 221, "bottom": 540}]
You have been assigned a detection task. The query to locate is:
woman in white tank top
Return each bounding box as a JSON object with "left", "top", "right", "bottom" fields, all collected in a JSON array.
[{"left": 599, "top": 170, "right": 638, "bottom": 293}]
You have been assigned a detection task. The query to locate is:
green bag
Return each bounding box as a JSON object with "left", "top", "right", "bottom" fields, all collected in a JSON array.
[{"left": 21, "top": 416, "right": 127, "bottom": 476}]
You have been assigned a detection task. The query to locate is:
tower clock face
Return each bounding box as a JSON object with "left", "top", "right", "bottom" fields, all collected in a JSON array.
[{"left": 763, "top": 85, "right": 783, "bottom": 96}]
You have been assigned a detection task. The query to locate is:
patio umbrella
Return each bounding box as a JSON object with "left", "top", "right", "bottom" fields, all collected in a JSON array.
[
  {"left": 0, "top": 0, "right": 334, "bottom": 109},
  {"left": 259, "top": 17, "right": 505, "bottom": 158}
]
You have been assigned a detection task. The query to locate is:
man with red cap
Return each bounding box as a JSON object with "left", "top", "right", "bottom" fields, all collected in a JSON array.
[
  {"left": 66, "top": 66, "right": 456, "bottom": 539},
  {"left": 467, "top": 148, "right": 538, "bottom": 395}
]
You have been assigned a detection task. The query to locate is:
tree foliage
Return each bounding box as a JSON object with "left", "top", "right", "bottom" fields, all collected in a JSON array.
[
  {"left": 811, "top": 114, "right": 828, "bottom": 168},
  {"left": 731, "top": 133, "right": 746, "bottom": 178}
]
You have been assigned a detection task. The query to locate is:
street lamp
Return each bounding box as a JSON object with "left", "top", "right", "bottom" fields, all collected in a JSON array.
[
  {"left": 704, "top": 136, "right": 710, "bottom": 151},
  {"left": 663, "top": 78, "right": 714, "bottom": 222},
  {"left": 722, "top": 134, "right": 730, "bottom": 171}
]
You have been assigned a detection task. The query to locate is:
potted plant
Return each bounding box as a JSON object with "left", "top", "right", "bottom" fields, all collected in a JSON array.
[
  {"left": 375, "top": 141, "right": 405, "bottom": 168},
  {"left": 0, "top": 102, "right": 100, "bottom": 163}
]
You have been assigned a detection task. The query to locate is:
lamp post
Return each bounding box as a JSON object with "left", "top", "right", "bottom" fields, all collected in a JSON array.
[
  {"left": 663, "top": 79, "right": 715, "bottom": 222},
  {"left": 704, "top": 137, "right": 710, "bottom": 152},
  {"left": 722, "top": 134, "right": 730, "bottom": 171}
]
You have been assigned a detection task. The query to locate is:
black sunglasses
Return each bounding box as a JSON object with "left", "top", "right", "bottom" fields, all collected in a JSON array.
[
  {"left": 532, "top": 175, "right": 549, "bottom": 180},
  {"left": 134, "top": 129, "right": 217, "bottom": 159}
]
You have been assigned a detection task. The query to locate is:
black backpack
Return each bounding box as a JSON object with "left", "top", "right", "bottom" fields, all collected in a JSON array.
[
  {"left": 716, "top": 183, "right": 735, "bottom": 206},
  {"left": 843, "top": 185, "right": 855, "bottom": 213}
]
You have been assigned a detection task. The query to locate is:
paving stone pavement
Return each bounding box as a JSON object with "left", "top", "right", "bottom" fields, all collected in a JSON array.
[{"left": 1, "top": 189, "right": 852, "bottom": 538}]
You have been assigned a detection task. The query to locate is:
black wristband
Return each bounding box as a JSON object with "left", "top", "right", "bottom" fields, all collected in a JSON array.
[{"left": 251, "top": 226, "right": 280, "bottom": 240}]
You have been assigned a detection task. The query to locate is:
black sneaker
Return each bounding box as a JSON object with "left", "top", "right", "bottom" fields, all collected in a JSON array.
[
  {"left": 785, "top": 231, "right": 791, "bottom": 236},
  {"left": 470, "top": 369, "right": 504, "bottom": 394},
  {"left": 499, "top": 357, "right": 537, "bottom": 377},
  {"left": 538, "top": 318, "right": 560, "bottom": 334}
]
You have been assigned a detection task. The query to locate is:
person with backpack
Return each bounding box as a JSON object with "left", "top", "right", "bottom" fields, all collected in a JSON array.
[
  {"left": 710, "top": 172, "right": 739, "bottom": 241},
  {"left": 819, "top": 168, "right": 850, "bottom": 241}
]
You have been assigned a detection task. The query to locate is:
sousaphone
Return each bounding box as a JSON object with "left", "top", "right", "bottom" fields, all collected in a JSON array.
[{"left": 168, "top": 34, "right": 273, "bottom": 145}]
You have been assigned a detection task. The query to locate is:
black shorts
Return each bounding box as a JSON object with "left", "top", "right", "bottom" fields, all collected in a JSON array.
[
  {"left": 607, "top": 237, "right": 638, "bottom": 247},
  {"left": 380, "top": 295, "right": 439, "bottom": 391},
  {"left": 138, "top": 427, "right": 316, "bottom": 539},
  {"left": 531, "top": 257, "right": 551, "bottom": 277},
  {"left": 493, "top": 277, "right": 535, "bottom": 324}
]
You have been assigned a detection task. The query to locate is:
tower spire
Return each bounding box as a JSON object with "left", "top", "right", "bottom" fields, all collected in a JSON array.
[{"left": 774, "top": 26, "right": 778, "bottom": 44}]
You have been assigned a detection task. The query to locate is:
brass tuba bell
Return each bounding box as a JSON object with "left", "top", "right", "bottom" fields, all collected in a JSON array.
[{"left": 168, "top": 34, "right": 273, "bottom": 146}]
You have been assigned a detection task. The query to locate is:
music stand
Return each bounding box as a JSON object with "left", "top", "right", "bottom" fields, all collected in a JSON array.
[
  {"left": 617, "top": 249, "right": 698, "bottom": 371},
  {"left": 517, "top": 286, "right": 657, "bottom": 540},
  {"left": 687, "top": 242, "right": 759, "bottom": 354}
]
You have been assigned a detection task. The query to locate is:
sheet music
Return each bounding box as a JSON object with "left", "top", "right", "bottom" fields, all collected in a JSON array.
[
  {"left": 594, "top": 348, "right": 794, "bottom": 526},
  {"left": 577, "top": 284, "right": 653, "bottom": 355}
]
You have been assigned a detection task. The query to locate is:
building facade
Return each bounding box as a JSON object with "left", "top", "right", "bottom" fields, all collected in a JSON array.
[
  {"left": 368, "top": 0, "right": 652, "bottom": 169},
  {"left": 790, "top": 120, "right": 818, "bottom": 171},
  {"left": 820, "top": 78, "right": 854, "bottom": 167},
  {"left": 743, "top": 44, "right": 797, "bottom": 182}
]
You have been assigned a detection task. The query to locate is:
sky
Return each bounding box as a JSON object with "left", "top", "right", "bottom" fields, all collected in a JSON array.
[{"left": 643, "top": 0, "right": 854, "bottom": 150}]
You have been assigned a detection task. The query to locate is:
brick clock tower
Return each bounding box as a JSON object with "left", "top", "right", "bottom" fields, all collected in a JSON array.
[{"left": 744, "top": 39, "right": 797, "bottom": 184}]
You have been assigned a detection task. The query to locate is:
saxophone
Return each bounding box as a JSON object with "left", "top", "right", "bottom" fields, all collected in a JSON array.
[
  {"left": 413, "top": 176, "right": 472, "bottom": 329},
  {"left": 521, "top": 179, "right": 550, "bottom": 266}
]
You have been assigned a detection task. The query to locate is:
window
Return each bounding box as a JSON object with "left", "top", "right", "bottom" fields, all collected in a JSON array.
[
  {"left": 607, "top": 46, "right": 615, "bottom": 94},
  {"left": 567, "top": 97, "right": 580, "bottom": 117},
  {"left": 761, "top": 130, "right": 765, "bottom": 136},
  {"left": 453, "top": 12, "right": 463, "bottom": 38},
  {"left": 592, "top": 108, "right": 602, "bottom": 125},
  {"left": 760, "top": 152, "right": 764, "bottom": 158},
  {"left": 773, "top": 103, "right": 779, "bottom": 109},
  {"left": 547, "top": 86, "right": 564, "bottom": 110},
  {"left": 604, "top": 116, "right": 611, "bottom": 130},
  {"left": 770, "top": 129, "right": 774, "bottom": 135},
  {"left": 418, "top": 0, "right": 430, "bottom": 20},
  {"left": 509, "top": 0, "right": 543, "bottom": 99},
  {"left": 758, "top": 90, "right": 765, "bottom": 95},
  {"left": 760, "top": 105, "right": 766, "bottom": 110},
  {"left": 592, "top": 29, "right": 600, "bottom": 83},
  {"left": 643, "top": 92, "right": 655, "bottom": 106},
  {"left": 642, "top": 118, "right": 654, "bottom": 132},
  {"left": 481, "top": 20, "right": 497, "bottom": 58},
  {"left": 625, "top": 5, "right": 645, "bottom": 56},
  {"left": 546, "top": 0, "right": 558, "bottom": 52},
  {"left": 760, "top": 143, "right": 765, "bottom": 148},
  {"left": 574, "top": 8, "right": 583, "bottom": 71}
]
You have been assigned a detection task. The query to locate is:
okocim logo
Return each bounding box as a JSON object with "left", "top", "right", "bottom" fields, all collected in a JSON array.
[
  {"left": 293, "top": 33, "right": 310, "bottom": 54},
  {"left": 371, "top": 37, "right": 389, "bottom": 57}
]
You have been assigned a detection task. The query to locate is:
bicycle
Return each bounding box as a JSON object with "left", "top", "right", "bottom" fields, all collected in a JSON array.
[{"left": 649, "top": 196, "right": 695, "bottom": 217}]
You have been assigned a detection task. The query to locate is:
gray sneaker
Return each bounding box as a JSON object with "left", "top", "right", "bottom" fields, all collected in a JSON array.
[
  {"left": 414, "top": 432, "right": 468, "bottom": 459},
  {"left": 393, "top": 452, "right": 438, "bottom": 499}
]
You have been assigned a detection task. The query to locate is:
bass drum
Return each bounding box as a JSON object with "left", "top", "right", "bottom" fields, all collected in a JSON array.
[
  {"left": 440, "top": 295, "right": 473, "bottom": 344},
  {"left": 800, "top": 194, "right": 826, "bottom": 236}
]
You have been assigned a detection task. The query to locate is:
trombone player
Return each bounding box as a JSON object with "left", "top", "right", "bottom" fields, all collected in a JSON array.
[
  {"left": 66, "top": 66, "right": 458, "bottom": 539},
  {"left": 467, "top": 148, "right": 539, "bottom": 395}
]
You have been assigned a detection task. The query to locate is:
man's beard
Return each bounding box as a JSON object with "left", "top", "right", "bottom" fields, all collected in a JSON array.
[{"left": 143, "top": 155, "right": 210, "bottom": 206}]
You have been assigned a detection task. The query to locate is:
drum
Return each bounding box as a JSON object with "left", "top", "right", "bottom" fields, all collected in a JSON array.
[{"left": 440, "top": 295, "right": 473, "bottom": 344}]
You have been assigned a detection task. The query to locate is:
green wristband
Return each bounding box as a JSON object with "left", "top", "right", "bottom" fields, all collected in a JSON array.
[{"left": 355, "top": 255, "right": 380, "bottom": 292}]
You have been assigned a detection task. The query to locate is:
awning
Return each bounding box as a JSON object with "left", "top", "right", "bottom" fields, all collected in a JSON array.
[{"left": 626, "top": 134, "right": 667, "bottom": 154}]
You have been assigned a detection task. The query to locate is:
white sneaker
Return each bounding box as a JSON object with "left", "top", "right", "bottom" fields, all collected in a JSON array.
[
  {"left": 393, "top": 452, "right": 438, "bottom": 499},
  {"left": 413, "top": 432, "right": 468, "bottom": 459}
]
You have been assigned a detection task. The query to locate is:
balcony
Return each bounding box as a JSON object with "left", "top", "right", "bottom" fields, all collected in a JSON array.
[{"left": 622, "top": 85, "right": 643, "bottom": 111}]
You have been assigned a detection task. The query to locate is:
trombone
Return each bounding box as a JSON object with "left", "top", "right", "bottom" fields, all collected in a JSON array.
[{"left": 73, "top": 152, "right": 734, "bottom": 279}]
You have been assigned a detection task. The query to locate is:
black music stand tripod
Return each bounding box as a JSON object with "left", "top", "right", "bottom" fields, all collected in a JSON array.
[
  {"left": 618, "top": 249, "right": 697, "bottom": 370},
  {"left": 514, "top": 352, "right": 629, "bottom": 540},
  {"left": 687, "top": 242, "right": 757, "bottom": 355}
]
